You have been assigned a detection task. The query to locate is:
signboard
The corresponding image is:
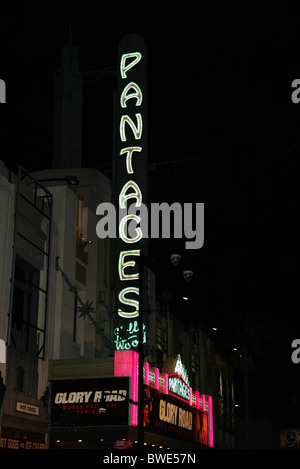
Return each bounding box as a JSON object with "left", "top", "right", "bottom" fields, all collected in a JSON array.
[
  {"left": 51, "top": 377, "right": 130, "bottom": 427},
  {"left": 112, "top": 34, "right": 148, "bottom": 351},
  {"left": 168, "top": 374, "right": 190, "bottom": 402},
  {"left": 16, "top": 401, "right": 39, "bottom": 416},
  {"left": 0, "top": 437, "right": 45, "bottom": 450},
  {"left": 143, "top": 386, "right": 208, "bottom": 446}
]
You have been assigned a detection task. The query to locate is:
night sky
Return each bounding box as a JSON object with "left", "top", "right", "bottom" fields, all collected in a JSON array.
[{"left": 1, "top": 1, "right": 300, "bottom": 431}]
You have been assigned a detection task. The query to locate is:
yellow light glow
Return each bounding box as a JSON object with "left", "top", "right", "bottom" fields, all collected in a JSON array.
[
  {"left": 118, "top": 250, "right": 140, "bottom": 281},
  {"left": 120, "top": 114, "right": 143, "bottom": 142},
  {"left": 120, "top": 52, "right": 142, "bottom": 79},
  {"left": 118, "top": 287, "right": 139, "bottom": 318},
  {"left": 119, "top": 146, "right": 142, "bottom": 174},
  {"left": 119, "top": 180, "right": 142, "bottom": 209},
  {"left": 120, "top": 81, "right": 143, "bottom": 108}
]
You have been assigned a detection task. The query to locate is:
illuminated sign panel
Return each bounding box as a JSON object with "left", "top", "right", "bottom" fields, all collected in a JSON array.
[
  {"left": 112, "top": 34, "right": 148, "bottom": 350},
  {"left": 143, "top": 387, "right": 208, "bottom": 446},
  {"left": 168, "top": 374, "right": 190, "bottom": 402},
  {"left": 50, "top": 377, "right": 130, "bottom": 427}
]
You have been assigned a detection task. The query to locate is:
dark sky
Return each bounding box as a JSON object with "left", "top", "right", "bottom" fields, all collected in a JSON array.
[{"left": 1, "top": 1, "right": 300, "bottom": 427}]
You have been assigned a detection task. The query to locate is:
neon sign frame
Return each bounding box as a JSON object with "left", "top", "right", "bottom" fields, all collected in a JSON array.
[{"left": 113, "top": 35, "right": 148, "bottom": 343}]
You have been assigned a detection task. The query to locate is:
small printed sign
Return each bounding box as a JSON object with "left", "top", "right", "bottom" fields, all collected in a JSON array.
[{"left": 16, "top": 401, "right": 39, "bottom": 416}]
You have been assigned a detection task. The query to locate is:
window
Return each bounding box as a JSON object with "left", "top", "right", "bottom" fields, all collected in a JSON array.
[
  {"left": 11, "top": 257, "right": 40, "bottom": 352},
  {"left": 191, "top": 352, "right": 199, "bottom": 388},
  {"left": 156, "top": 326, "right": 167, "bottom": 369}
]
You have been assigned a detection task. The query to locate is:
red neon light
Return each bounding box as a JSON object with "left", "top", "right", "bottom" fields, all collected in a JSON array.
[
  {"left": 131, "top": 351, "right": 138, "bottom": 426},
  {"left": 208, "top": 395, "right": 214, "bottom": 447},
  {"left": 164, "top": 373, "right": 168, "bottom": 395},
  {"left": 114, "top": 350, "right": 138, "bottom": 426},
  {"left": 196, "top": 391, "right": 200, "bottom": 409},
  {"left": 155, "top": 367, "right": 159, "bottom": 390},
  {"left": 144, "top": 361, "right": 149, "bottom": 385},
  {"left": 189, "top": 387, "right": 193, "bottom": 406}
]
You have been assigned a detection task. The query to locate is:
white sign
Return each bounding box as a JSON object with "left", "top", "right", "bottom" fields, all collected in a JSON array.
[
  {"left": 0, "top": 339, "right": 6, "bottom": 363},
  {"left": 0, "top": 79, "right": 5, "bottom": 103},
  {"left": 16, "top": 401, "right": 39, "bottom": 416}
]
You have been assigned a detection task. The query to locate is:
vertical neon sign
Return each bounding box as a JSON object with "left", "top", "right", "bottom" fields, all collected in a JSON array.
[{"left": 113, "top": 35, "right": 148, "bottom": 351}]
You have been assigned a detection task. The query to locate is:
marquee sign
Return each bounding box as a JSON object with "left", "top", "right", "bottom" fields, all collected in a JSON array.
[
  {"left": 168, "top": 374, "right": 190, "bottom": 402},
  {"left": 112, "top": 34, "right": 148, "bottom": 351},
  {"left": 51, "top": 377, "right": 130, "bottom": 427},
  {"left": 143, "top": 387, "right": 208, "bottom": 446},
  {"left": 114, "top": 350, "right": 214, "bottom": 447}
]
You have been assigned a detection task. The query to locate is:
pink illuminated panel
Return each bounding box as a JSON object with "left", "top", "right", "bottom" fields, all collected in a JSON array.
[
  {"left": 164, "top": 373, "right": 168, "bottom": 395},
  {"left": 156, "top": 368, "right": 160, "bottom": 387},
  {"left": 131, "top": 352, "right": 138, "bottom": 426},
  {"left": 144, "top": 361, "right": 149, "bottom": 385},
  {"left": 196, "top": 391, "right": 200, "bottom": 409},
  {"left": 114, "top": 350, "right": 138, "bottom": 426}
]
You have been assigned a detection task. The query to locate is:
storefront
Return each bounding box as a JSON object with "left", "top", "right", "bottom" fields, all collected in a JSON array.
[{"left": 0, "top": 402, "right": 47, "bottom": 450}]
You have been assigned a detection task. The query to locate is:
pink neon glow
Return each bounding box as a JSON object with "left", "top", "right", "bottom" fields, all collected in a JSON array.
[
  {"left": 114, "top": 351, "right": 210, "bottom": 434},
  {"left": 208, "top": 395, "right": 214, "bottom": 447},
  {"left": 196, "top": 391, "right": 200, "bottom": 409},
  {"left": 155, "top": 367, "right": 159, "bottom": 390},
  {"left": 131, "top": 351, "right": 138, "bottom": 426},
  {"left": 114, "top": 350, "right": 138, "bottom": 426},
  {"left": 164, "top": 373, "right": 168, "bottom": 394},
  {"left": 144, "top": 362, "right": 149, "bottom": 385}
]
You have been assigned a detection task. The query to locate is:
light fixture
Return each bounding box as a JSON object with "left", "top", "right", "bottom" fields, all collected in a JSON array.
[
  {"left": 212, "top": 327, "right": 217, "bottom": 331},
  {"left": 183, "top": 269, "right": 193, "bottom": 282},
  {"left": 183, "top": 296, "right": 189, "bottom": 301},
  {"left": 170, "top": 253, "right": 181, "bottom": 266}
]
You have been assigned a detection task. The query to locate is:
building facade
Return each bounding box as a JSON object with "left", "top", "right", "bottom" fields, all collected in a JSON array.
[{"left": 0, "top": 160, "right": 237, "bottom": 449}]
